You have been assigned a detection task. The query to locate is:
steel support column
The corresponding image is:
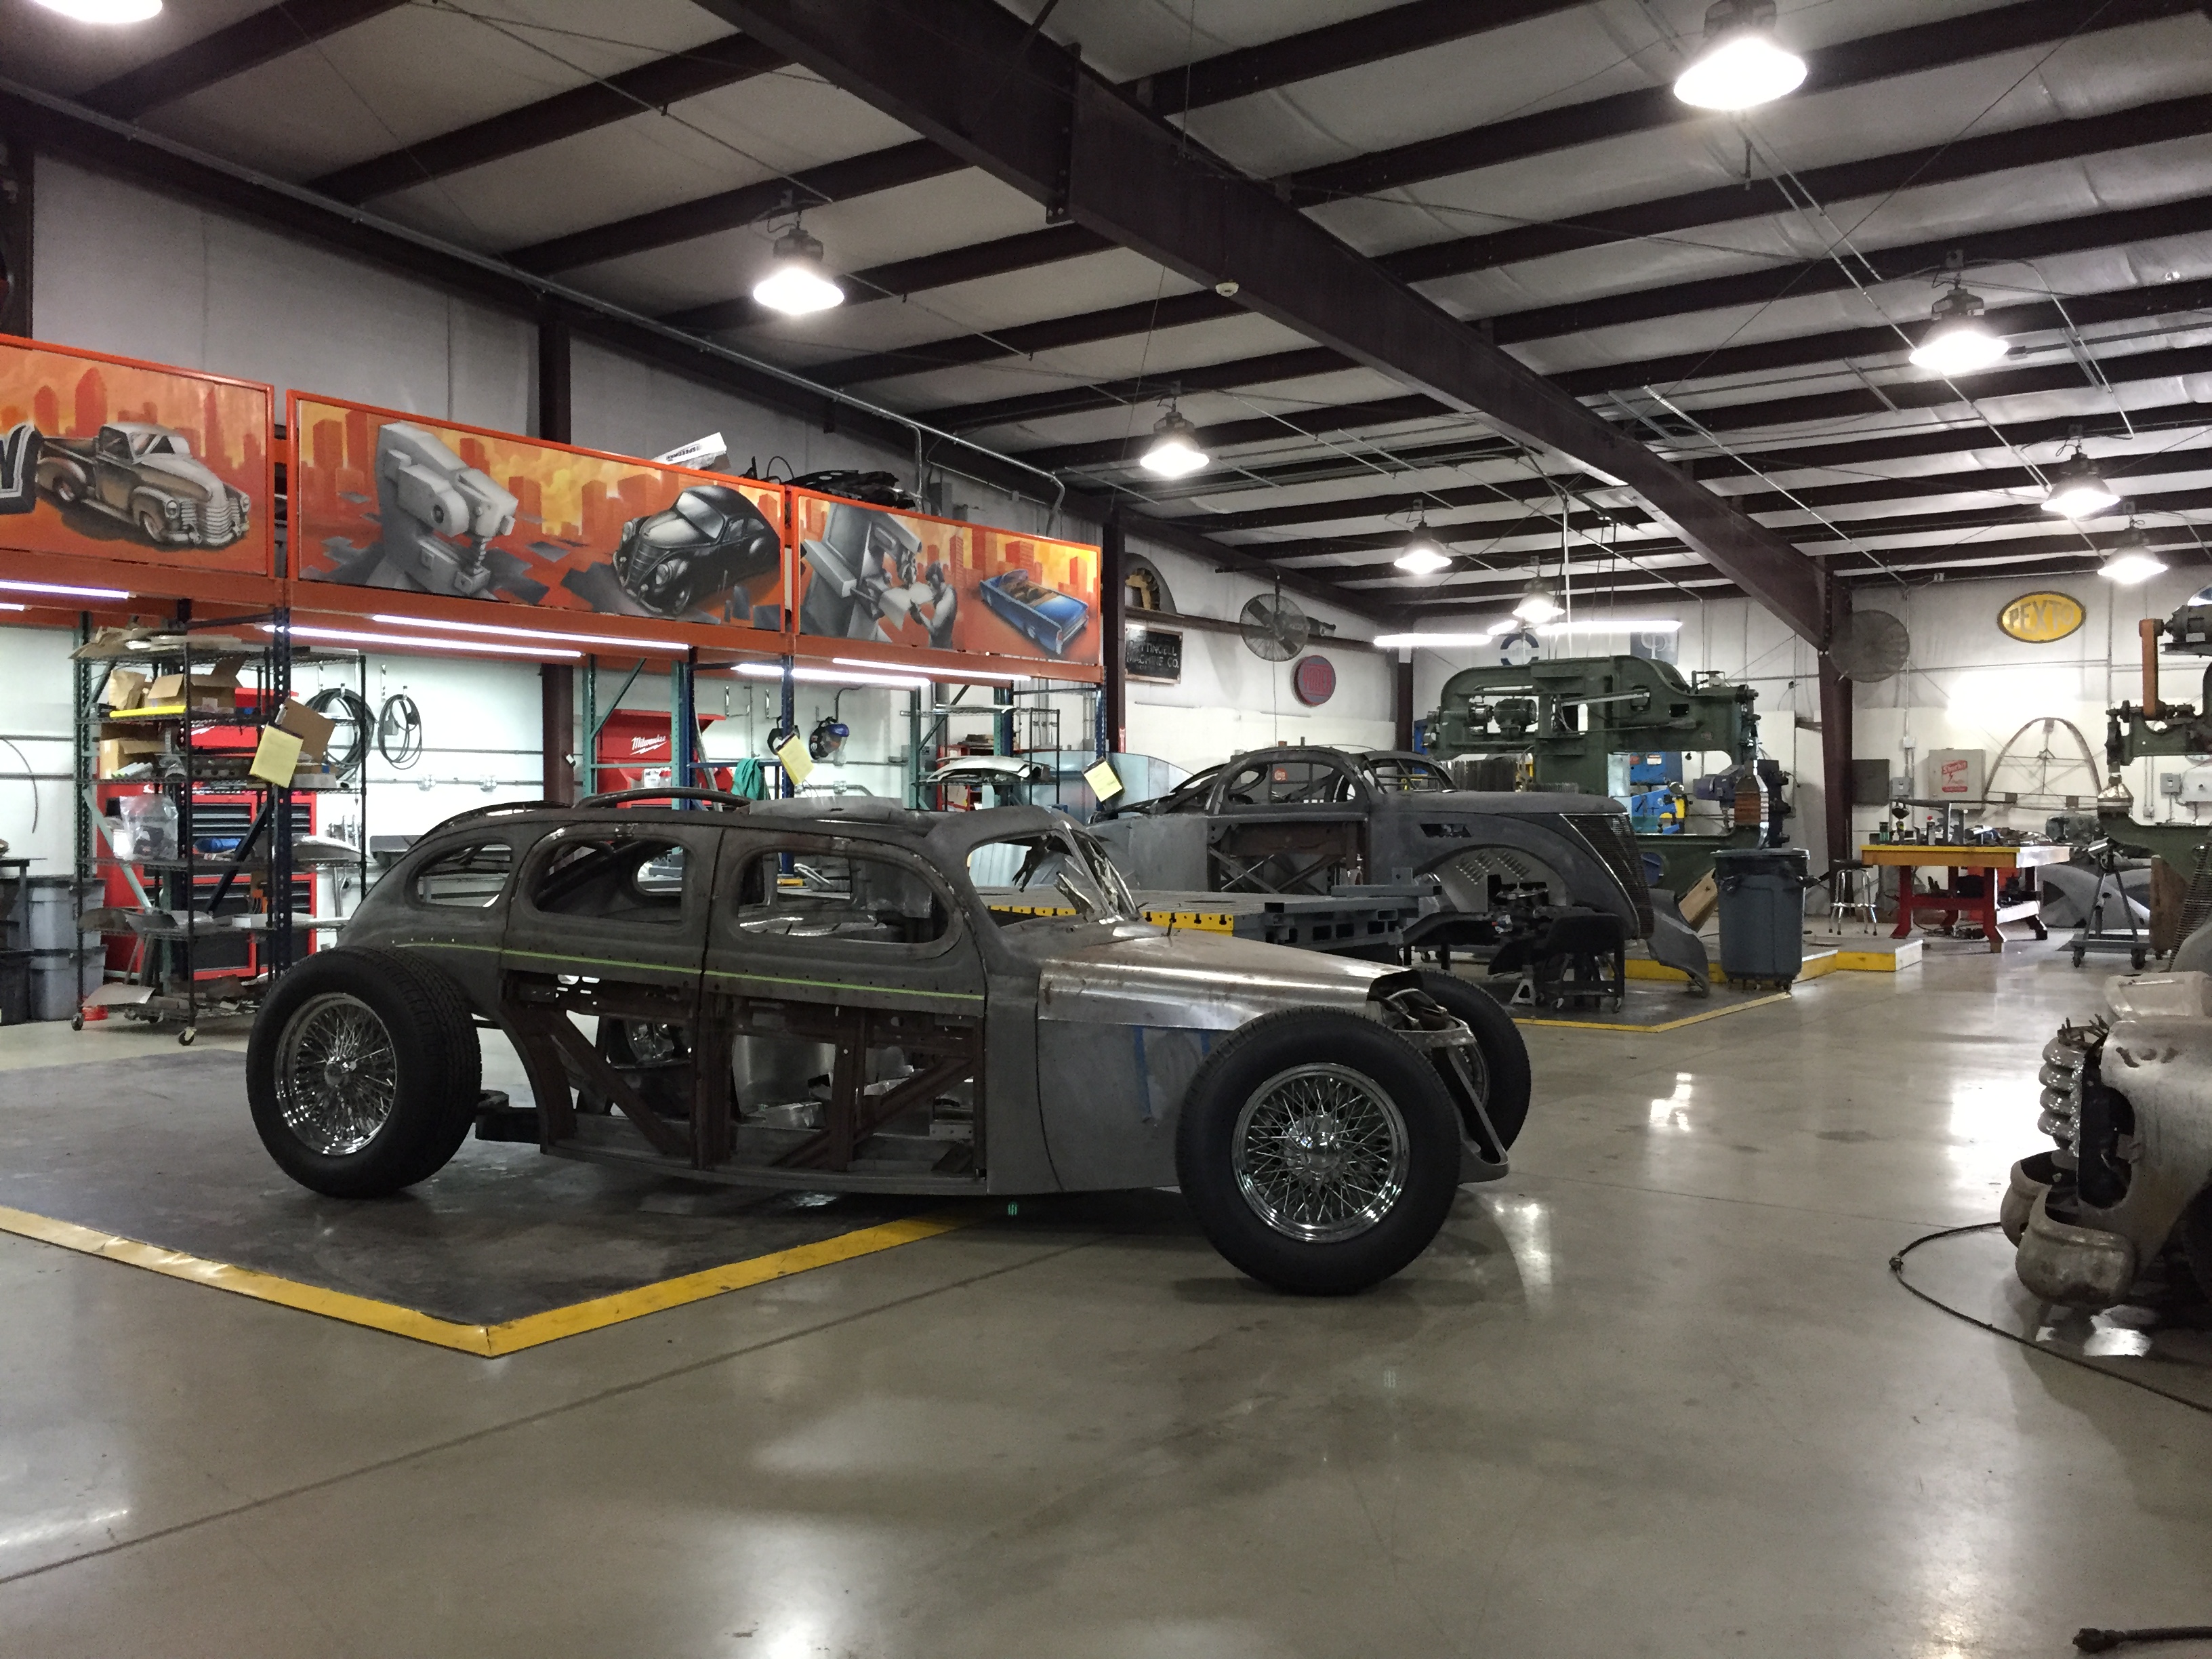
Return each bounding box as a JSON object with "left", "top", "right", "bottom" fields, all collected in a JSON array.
[
  {"left": 541, "top": 663, "right": 575, "bottom": 806},
  {"left": 1819, "top": 588, "right": 1856, "bottom": 874},
  {"left": 1099, "top": 515, "right": 1126, "bottom": 756},
  {"left": 537, "top": 304, "right": 573, "bottom": 443},
  {"left": 0, "top": 130, "right": 28, "bottom": 338},
  {"left": 1394, "top": 653, "right": 1416, "bottom": 752},
  {"left": 715, "top": 0, "right": 1830, "bottom": 644}
]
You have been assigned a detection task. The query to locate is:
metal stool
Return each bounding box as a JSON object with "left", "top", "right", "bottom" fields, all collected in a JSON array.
[{"left": 1828, "top": 861, "right": 1879, "bottom": 933}]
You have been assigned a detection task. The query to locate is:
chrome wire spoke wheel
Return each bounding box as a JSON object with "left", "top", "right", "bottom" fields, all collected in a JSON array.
[
  {"left": 1231, "top": 1063, "right": 1410, "bottom": 1243},
  {"left": 274, "top": 992, "right": 400, "bottom": 1156}
]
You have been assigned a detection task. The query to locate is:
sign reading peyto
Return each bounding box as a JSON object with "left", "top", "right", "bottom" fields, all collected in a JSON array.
[
  {"left": 1292, "top": 655, "right": 1336, "bottom": 706},
  {"left": 1999, "top": 590, "right": 2085, "bottom": 644}
]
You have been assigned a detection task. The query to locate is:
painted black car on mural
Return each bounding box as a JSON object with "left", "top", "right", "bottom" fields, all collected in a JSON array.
[{"left": 612, "top": 484, "right": 782, "bottom": 619}]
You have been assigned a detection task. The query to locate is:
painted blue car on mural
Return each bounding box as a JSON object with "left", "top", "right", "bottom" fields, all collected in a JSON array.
[{"left": 981, "top": 569, "right": 1089, "bottom": 657}]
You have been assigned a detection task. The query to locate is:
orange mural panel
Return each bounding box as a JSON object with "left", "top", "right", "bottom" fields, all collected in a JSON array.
[
  {"left": 0, "top": 334, "right": 274, "bottom": 577},
  {"left": 289, "top": 395, "right": 787, "bottom": 632},
  {"left": 790, "top": 491, "right": 1101, "bottom": 669}
]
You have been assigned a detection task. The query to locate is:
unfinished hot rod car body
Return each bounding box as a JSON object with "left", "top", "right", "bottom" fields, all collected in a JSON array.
[
  {"left": 2001, "top": 971, "right": 2212, "bottom": 1309},
  {"left": 246, "top": 795, "right": 1532, "bottom": 1292},
  {"left": 1091, "top": 745, "right": 1711, "bottom": 991}
]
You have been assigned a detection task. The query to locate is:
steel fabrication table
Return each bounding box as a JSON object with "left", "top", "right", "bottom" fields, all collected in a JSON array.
[{"left": 1859, "top": 842, "right": 2070, "bottom": 954}]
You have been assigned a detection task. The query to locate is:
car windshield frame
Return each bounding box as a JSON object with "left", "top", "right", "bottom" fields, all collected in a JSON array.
[{"left": 966, "top": 823, "right": 1138, "bottom": 924}]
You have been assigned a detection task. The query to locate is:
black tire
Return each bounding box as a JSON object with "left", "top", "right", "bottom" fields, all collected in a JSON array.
[
  {"left": 2182, "top": 1188, "right": 2212, "bottom": 1304},
  {"left": 1410, "top": 971, "right": 1532, "bottom": 1157},
  {"left": 1175, "top": 1008, "right": 1462, "bottom": 1295},
  {"left": 247, "top": 947, "right": 481, "bottom": 1197}
]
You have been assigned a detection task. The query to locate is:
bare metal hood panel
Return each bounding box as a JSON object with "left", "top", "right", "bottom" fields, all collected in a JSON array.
[{"left": 1037, "top": 928, "right": 1392, "bottom": 1031}]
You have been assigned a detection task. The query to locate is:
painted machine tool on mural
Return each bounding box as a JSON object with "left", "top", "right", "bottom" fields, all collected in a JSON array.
[
  {"left": 289, "top": 396, "right": 786, "bottom": 630},
  {"left": 0, "top": 335, "right": 274, "bottom": 574}
]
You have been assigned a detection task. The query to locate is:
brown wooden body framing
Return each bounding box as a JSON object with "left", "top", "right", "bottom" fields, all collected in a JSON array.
[{"left": 497, "top": 971, "right": 985, "bottom": 1179}]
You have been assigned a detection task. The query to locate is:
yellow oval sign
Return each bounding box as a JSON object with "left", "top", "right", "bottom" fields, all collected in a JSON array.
[{"left": 1999, "top": 590, "right": 2085, "bottom": 644}]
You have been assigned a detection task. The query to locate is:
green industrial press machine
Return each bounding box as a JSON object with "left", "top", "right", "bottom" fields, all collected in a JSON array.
[
  {"left": 1423, "top": 653, "right": 1774, "bottom": 895},
  {"left": 2098, "top": 599, "right": 2212, "bottom": 865}
]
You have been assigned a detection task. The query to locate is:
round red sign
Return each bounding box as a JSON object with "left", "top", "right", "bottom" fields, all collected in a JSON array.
[{"left": 1292, "top": 655, "right": 1336, "bottom": 706}]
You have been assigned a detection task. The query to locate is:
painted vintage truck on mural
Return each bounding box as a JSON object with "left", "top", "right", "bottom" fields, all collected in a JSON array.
[{"left": 245, "top": 795, "right": 1531, "bottom": 1293}]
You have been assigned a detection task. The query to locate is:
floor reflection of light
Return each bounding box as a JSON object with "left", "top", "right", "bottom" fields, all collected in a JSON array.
[
  {"left": 1487, "top": 1195, "right": 1554, "bottom": 1313},
  {"left": 0, "top": 1505, "right": 129, "bottom": 1553},
  {"left": 1649, "top": 1072, "right": 1694, "bottom": 1131},
  {"left": 1944, "top": 1076, "right": 2029, "bottom": 1194}
]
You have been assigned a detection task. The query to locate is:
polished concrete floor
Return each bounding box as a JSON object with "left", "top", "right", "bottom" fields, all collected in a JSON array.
[{"left": 3, "top": 944, "right": 2211, "bottom": 1657}]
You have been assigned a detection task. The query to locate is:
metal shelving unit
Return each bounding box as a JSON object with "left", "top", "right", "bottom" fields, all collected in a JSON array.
[{"left": 72, "top": 612, "right": 367, "bottom": 1043}]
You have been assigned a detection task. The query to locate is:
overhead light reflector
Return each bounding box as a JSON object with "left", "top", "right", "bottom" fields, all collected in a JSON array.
[
  {"left": 751, "top": 225, "right": 844, "bottom": 316},
  {"left": 2101, "top": 528, "right": 2168, "bottom": 586},
  {"left": 1141, "top": 409, "right": 1208, "bottom": 479},
  {"left": 1908, "top": 285, "right": 2008, "bottom": 375},
  {"left": 1674, "top": 0, "right": 1805, "bottom": 110},
  {"left": 2041, "top": 453, "right": 2119, "bottom": 519},
  {"left": 1513, "top": 577, "right": 1564, "bottom": 623},
  {"left": 1393, "top": 520, "right": 1452, "bottom": 577},
  {"left": 32, "top": 0, "right": 162, "bottom": 21}
]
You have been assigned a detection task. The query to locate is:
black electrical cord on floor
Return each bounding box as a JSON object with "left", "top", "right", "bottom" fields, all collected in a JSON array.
[
  {"left": 1892, "top": 1225, "right": 2212, "bottom": 1652},
  {"left": 1889, "top": 1223, "right": 2212, "bottom": 1416},
  {"left": 2074, "top": 1628, "right": 2212, "bottom": 1653}
]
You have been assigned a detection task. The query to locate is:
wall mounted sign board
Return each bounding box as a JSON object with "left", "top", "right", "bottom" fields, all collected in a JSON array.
[
  {"left": 1998, "top": 590, "right": 2085, "bottom": 644},
  {"left": 1125, "top": 626, "right": 1183, "bottom": 682},
  {"left": 0, "top": 333, "right": 274, "bottom": 579},
  {"left": 1292, "top": 654, "right": 1336, "bottom": 706},
  {"left": 790, "top": 489, "right": 1100, "bottom": 674},
  {"left": 289, "top": 394, "right": 786, "bottom": 637}
]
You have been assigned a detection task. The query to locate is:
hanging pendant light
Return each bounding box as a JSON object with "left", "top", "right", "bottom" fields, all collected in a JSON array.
[
  {"left": 1393, "top": 512, "right": 1452, "bottom": 577},
  {"left": 2041, "top": 451, "right": 2119, "bottom": 519},
  {"left": 1513, "top": 575, "right": 1564, "bottom": 623},
  {"left": 1141, "top": 406, "right": 1209, "bottom": 478},
  {"left": 2100, "top": 525, "right": 2168, "bottom": 585},
  {"left": 751, "top": 222, "right": 844, "bottom": 316},
  {"left": 31, "top": 0, "right": 160, "bottom": 18},
  {"left": 1908, "top": 283, "right": 2008, "bottom": 375},
  {"left": 1673, "top": 0, "right": 1806, "bottom": 111}
]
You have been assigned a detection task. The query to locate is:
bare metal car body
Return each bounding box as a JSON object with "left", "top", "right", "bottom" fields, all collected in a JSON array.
[
  {"left": 1092, "top": 745, "right": 1709, "bottom": 987},
  {"left": 2002, "top": 972, "right": 2212, "bottom": 1307},
  {"left": 333, "top": 797, "right": 1511, "bottom": 1204},
  {"left": 37, "top": 422, "right": 250, "bottom": 548}
]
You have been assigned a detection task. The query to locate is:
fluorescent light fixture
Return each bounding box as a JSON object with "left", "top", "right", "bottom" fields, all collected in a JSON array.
[
  {"left": 1908, "top": 285, "right": 2008, "bottom": 375},
  {"left": 751, "top": 226, "right": 843, "bottom": 316},
  {"left": 1674, "top": 0, "right": 1805, "bottom": 110},
  {"left": 369, "top": 613, "right": 689, "bottom": 653},
  {"left": 33, "top": 0, "right": 161, "bottom": 21},
  {"left": 1513, "top": 577, "right": 1564, "bottom": 623},
  {"left": 2100, "top": 528, "right": 2168, "bottom": 586},
  {"left": 731, "top": 662, "right": 930, "bottom": 690},
  {"left": 266, "top": 623, "right": 581, "bottom": 660},
  {"left": 0, "top": 603, "right": 24, "bottom": 613},
  {"left": 1141, "top": 409, "right": 1208, "bottom": 479},
  {"left": 832, "top": 657, "right": 1025, "bottom": 682},
  {"left": 1372, "top": 618, "right": 1684, "bottom": 649},
  {"left": 0, "top": 577, "right": 132, "bottom": 601},
  {"left": 2041, "top": 454, "right": 2120, "bottom": 518}
]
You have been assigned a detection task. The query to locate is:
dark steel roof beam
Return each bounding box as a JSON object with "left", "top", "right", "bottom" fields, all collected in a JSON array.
[
  {"left": 309, "top": 34, "right": 787, "bottom": 205},
  {"left": 74, "top": 0, "right": 412, "bottom": 120}
]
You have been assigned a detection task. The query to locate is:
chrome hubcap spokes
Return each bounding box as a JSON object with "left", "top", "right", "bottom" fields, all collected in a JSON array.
[
  {"left": 275, "top": 993, "right": 398, "bottom": 1155},
  {"left": 1231, "top": 1063, "right": 1409, "bottom": 1243}
]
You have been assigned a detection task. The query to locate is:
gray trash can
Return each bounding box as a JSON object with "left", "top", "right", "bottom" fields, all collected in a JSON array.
[{"left": 1713, "top": 847, "right": 1809, "bottom": 987}]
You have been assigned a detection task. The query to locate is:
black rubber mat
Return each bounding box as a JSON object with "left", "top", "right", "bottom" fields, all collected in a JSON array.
[{"left": 0, "top": 1053, "right": 928, "bottom": 1326}]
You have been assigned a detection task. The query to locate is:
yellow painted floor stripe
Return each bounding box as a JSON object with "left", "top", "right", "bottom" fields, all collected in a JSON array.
[
  {"left": 1513, "top": 990, "right": 1794, "bottom": 1033},
  {"left": 0, "top": 1202, "right": 978, "bottom": 1357}
]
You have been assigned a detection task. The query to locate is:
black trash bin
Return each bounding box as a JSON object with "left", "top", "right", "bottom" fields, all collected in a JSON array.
[{"left": 1713, "top": 847, "right": 1809, "bottom": 987}]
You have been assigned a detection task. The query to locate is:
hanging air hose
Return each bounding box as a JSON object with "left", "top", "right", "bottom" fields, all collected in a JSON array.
[
  {"left": 306, "top": 687, "right": 371, "bottom": 783},
  {"left": 376, "top": 692, "right": 424, "bottom": 769}
]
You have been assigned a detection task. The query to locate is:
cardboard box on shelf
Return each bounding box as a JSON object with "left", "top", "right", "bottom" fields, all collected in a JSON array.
[
  {"left": 97, "top": 734, "right": 165, "bottom": 777},
  {"left": 272, "top": 698, "right": 335, "bottom": 761},
  {"left": 100, "top": 668, "right": 148, "bottom": 712},
  {"left": 146, "top": 656, "right": 244, "bottom": 714}
]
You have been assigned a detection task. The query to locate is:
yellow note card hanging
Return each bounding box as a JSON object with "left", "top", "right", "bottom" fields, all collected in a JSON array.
[
  {"left": 250, "top": 724, "right": 304, "bottom": 787},
  {"left": 775, "top": 732, "right": 815, "bottom": 789},
  {"left": 1084, "top": 758, "right": 1123, "bottom": 800}
]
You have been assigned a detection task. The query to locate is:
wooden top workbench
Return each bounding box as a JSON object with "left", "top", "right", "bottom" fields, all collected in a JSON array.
[{"left": 1858, "top": 844, "right": 2070, "bottom": 869}]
